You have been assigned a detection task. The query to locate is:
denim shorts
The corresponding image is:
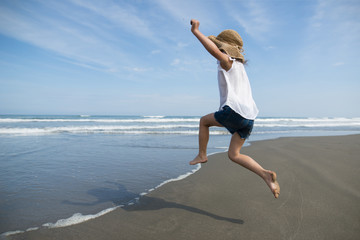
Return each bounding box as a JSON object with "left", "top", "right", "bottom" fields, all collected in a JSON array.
[{"left": 214, "top": 105, "right": 254, "bottom": 139}]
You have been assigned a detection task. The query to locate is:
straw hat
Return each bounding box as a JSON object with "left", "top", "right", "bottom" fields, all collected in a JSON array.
[{"left": 208, "top": 29, "right": 245, "bottom": 63}]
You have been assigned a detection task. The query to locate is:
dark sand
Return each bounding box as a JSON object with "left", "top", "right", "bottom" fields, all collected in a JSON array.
[{"left": 6, "top": 135, "right": 360, "bottom": 240}]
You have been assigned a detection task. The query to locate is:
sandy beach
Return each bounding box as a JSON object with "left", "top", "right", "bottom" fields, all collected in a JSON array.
[{"left": 6, "top": 134, "right": 360, "bottom": 240}]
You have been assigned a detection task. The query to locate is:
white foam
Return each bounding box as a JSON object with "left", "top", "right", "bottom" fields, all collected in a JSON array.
[
  {"left": 2, "top": 117, "right": 360, "bottom": 125},
  {"left": 153, "top": 164, "right": 201, "bottom": 190},
  {"left": 1, "top": 230, "right": 24, "bottom": 237},
  {"left": 0, "top": 226, "right": 41, "bottom": 238},
  {"left": 42, "top": 206, "right": 118, "bottom": 228},
  {"left": 215, "top": 146, "right": 229, "bottom": 150},
  {"left": 255, "top": 122, "right": 360, "bottom": 128},
  {"left": 2, "top": 117, "right": 359, "bottom": 136},
  {"left": 141, "top": 165, "right": 201, "bottom": 196},
  {"left": 252, "top": 117, "right": 360, "bottom": 129},
  {"left": 0, "top": 126, "right": 227, "bottom": 136},
  {"left": 0, "top": 117, "right": 200, "bottom": 123},
  {"left": 256, "top": 117, "right": 360, "bottom": 122},
  {"left": 26, "top": 227, "right": 39, "bottom": 232},
  {"left": 144, "top": 115, "right": 165, "bottom": 118}
]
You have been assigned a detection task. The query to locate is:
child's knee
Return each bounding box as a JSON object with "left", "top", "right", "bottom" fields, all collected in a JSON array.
[
  {"left": 228, "top": 151, "right": 238, "bottom": 162},
  {"left": 199, "top": 115, "right": 210, "bottom": 127}
]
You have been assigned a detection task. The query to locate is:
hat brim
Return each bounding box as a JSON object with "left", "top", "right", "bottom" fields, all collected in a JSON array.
[{"left": 208, "top": 35, "right": 245, "bottom": 62}]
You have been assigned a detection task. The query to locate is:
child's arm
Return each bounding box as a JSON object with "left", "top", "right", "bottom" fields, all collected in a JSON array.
[{"left": 191, "top": 19, "right": 232, "bottom": 71}]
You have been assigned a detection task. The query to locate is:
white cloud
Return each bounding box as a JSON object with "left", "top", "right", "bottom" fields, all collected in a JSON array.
[
  {"left": 125, "top": 67, "right": 153, "bottom": 72},
  {"left": 264, "top": 46, "right": 275, "bottom": 51},
  {"left": 171, "top": 58, "right": 181, "bottom": 66},
  {"left": 310, "top": 0, "right": 327, "bottom": 28},
  {"left": 332, "top": 62, "right": 345, "bottom": 67},
  {"left": 154, "top": 0, "right": 218, "bottom": 30},
  {"left": 69, "top": 0, "right": 157, "bottom": 42},
  {"left": 225, "top": 1, "right": 273, "bottom": 41},
  {"left": 303, "top": 0, "right": 360, "bottom": 64},
  {"left": 0, "top": 1, "right": 157, "bottom": 73},
  {"left": 177, "top": 42, "right": 189, "bottom": 48},
  {"left": 151, "top": 49, "right": 161, "bottom": 54}
]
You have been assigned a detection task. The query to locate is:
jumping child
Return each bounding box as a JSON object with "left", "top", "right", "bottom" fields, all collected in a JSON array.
[{"left": 189, "top": 19, "right": 280, "bottom": 199}]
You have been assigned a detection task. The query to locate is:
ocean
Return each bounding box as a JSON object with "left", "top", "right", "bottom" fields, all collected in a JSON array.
[{"left": 1, "top": 115, "right": 359, "bottom": 235}]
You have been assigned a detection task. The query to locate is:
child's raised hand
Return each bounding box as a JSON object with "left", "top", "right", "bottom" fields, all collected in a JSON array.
[{"left": 190, "top": 19, "right": 200, "bottom": 32}]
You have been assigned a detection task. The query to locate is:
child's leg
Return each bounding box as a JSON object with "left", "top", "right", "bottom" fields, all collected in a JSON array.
[
  {"left": 189, "top": 113, "right": 222, "bottom": 165},
  {"left": 228, "top": 133, "right": 280, "bottom": 198}
]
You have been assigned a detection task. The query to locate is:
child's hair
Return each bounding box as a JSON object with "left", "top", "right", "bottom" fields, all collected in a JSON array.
[{"left": 220, "top": 49, "right": 248, "bottom": 65}]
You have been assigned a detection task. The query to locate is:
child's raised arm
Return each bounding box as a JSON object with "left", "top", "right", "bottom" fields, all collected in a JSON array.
[{"left": 191, "top": 19, "right": 232, "bottom": 71}]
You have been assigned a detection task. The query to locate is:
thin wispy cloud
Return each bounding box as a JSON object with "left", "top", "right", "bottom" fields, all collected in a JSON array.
[
  {"left": 151, "top": 50, "right": 161, "bottom": 55},
  {"left": 0, "top": 0, "right": 163, "bottom": 74},
  {"left": 332, "top": 62, "right": 345, "bottom": 67},
  {"left": 171, "top": 58, "right": 181, "bottom": 66},
  {"left": 125, "top": 67, "right": 153, "bottom": 72},
  {"left": 225, "top": 0, "right": 273, "bottom": 41},
  {"left": 0, "top": 2, "right": 124, "bottom": 71},
  {"left": 304, "top": 0, "right": 360, "bottom": 66},
  {"left": 69, "top": 0, "right": 157, "bottom": 42},
  {"left": 155, "top": 0, "right": 218, "bottom": 30}
]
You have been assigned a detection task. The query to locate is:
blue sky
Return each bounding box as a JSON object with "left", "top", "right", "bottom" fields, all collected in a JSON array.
[{"left": 0, "top": 0, "right": 359, "bottom": 117}]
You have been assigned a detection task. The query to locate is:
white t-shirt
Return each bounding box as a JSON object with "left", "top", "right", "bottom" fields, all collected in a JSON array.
[{"left": 217, "top": 57, "right": 259, "bottom": 120}]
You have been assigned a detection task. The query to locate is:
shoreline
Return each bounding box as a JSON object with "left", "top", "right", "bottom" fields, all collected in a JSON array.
[
  {"left": 1, "top": 163, "right": 202, "bottom": 238},
  {"left": 6, "top": 134, "right": 360, "bottom": 239}
]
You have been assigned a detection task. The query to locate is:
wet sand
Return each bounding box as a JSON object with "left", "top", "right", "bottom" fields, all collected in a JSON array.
[{"left": 7, "top": 134, "right": 360, "bottom": 240}]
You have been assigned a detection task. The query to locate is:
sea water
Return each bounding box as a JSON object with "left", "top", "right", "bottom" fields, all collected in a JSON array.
[{"left": 1, "top": 115, "right": 359, "bottom": 235}]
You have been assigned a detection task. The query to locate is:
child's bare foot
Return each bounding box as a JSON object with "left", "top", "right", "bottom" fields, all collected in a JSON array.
[
  {"left": 189, "top": 155, "right": 208, "bottom": 165},
  {"left": 264, "top": 170, "right": 280, "bottom": 198}
]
